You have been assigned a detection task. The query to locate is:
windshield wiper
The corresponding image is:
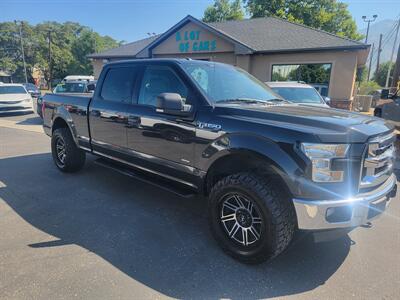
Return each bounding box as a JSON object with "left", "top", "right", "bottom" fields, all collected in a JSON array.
[
  {"left": 215, "top": 98, "right": 290, "bottom": 104},
  {"left": 215, "top": 98, "right": 266, "bottom": 104}
]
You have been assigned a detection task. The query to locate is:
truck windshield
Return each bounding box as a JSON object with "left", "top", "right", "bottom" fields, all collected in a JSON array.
[
  {"left": 181, "top": 62, "right": 281, "bottom": 104},
  {"left": 54, "top": 82, "right": 86, "bottom": 93},
  {"left": 0, "top": 86, "right": 27, "bottom": 94},
  {"left": 271, "top": 87, "right": 323, "bottom": 104}
]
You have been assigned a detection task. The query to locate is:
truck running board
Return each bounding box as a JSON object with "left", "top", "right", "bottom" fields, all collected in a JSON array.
[{"left": 94, "top": 157, "right": 197, "bottom": 198}]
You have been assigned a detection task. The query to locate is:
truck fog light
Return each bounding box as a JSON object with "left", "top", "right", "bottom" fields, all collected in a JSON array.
[{"left": 326, "top": 206, "right": 353, "bottom": 223}]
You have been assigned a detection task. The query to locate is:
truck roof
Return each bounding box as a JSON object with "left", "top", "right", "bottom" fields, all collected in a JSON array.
[{"left": 105, "top": 58, "right": 226, "bottom": 68}]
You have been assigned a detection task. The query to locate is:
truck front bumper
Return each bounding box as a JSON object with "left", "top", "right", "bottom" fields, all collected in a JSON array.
[{"left": 293, "top": 173, "right": 397, "bottom": 230}]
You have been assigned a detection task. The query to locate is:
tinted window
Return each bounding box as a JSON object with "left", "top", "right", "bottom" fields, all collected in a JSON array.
[
  {"left": 182, "top": 62, "right": 278, "bottom": 103},
  {"left": 54, "top": 82, "right": 86, "bottom": 93},
  {"left": 138, "top": 66, "right": 187, "bottom": 106},
  {"left": 101, "top": 67, "right": 138, "bottom": 103}
]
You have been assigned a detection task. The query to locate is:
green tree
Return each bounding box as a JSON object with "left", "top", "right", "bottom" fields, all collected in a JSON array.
[
  {"left": 288, "top": 64, "right": 331, "bottom": 83},
  {"left": 358, "top": 80, "right": 381, "bottom": 95},
  {"left": 243, "top": 0, "right": 363, "bottom": 40},
  {"left": 373, "top": 61, "right": 394, "bottom": 87},
  {"left": 0, "top": 21, "right": 120, "bottom": 83},
  {"left": 203, "top": 0, "right": 244, "bottom": 22},
  {"left": 356, "top": 65, "right": 368, "bottom": 82}
]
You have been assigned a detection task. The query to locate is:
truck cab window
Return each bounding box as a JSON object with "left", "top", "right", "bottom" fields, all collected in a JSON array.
[
  {"left": 101, "top": 67, "right": 138, "bottom": 103},
  {"left": 138, "top": 66, "right": 188, "bottom": 106}
]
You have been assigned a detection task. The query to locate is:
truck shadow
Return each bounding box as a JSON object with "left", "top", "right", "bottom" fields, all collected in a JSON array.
[
  {"left": 16, "top": 114, "right": 43, "bottom": 126},
  {"left": 0, "top": 153, "right": 353, "bottom": 299}
]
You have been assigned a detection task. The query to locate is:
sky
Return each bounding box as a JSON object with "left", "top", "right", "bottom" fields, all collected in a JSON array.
[{"left": 1, "top": 0, "right": 399, "bottom": 43}]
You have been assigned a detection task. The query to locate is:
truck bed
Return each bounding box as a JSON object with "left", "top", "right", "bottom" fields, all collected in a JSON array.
[{"left": 42, "top": 93, "right": 92, "bottom": 145}]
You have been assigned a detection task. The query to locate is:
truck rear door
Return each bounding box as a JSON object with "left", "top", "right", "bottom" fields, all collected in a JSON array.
[{"left": 88, "top": 66, "right": 140, "bottom": 157}]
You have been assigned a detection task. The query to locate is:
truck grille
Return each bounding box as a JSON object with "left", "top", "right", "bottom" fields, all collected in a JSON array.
[{"left": 360, "top": 132, "right": 395, "bottom": 190}]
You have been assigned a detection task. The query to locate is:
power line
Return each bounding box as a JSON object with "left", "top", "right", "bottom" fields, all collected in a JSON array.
[
  {"left": 367, "top": 17, "right": 400, "bottom": 78},
  {"left": 385, "top": 18, "right": 400, "bottom": 87}
]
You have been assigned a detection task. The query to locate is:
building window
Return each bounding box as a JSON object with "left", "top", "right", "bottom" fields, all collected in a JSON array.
[{"left": 271, "top": 63, "right": 332, "bottom": 96}]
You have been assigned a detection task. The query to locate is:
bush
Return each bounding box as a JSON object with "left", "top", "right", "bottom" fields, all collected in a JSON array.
[{"left": 358, "top": 81, "right": 381, "bottom": 95}]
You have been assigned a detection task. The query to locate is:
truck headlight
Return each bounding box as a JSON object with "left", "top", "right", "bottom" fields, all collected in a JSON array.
[{"left": 301, "top": 143, "right": 349, "bottom": 182}]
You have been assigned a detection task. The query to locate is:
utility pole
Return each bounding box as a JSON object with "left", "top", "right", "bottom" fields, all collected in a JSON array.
[
  {"left": 14, "top": 20, "right": 28, "bottom": 83},
  {"left": 385, "top": 19, "right": 400, "bottom": 87},
  {"left": 375, "top": 34, "right": 383, "bottom": 76},
  {"left": 47, "top": 30, "right": 52, "bottom": 90},
  {"left": 392, "top": 39, "right": 400, "bottom": 88},
  {"left": 368, "top": 43, "right": 375, "bottom": 81},
  {"left": 362, "top": 14, "right": 378, "bottom": 43}
]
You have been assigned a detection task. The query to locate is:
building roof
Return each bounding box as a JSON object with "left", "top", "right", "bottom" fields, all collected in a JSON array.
[
  {"left": 88, "top": 34, "right": 160, "bottom": 59},
  {"left": 208, "top": 17, "right": 367, "bottom": 53},
  {"left": 89, "top": 15, "right": 368, "bottom": 59}
]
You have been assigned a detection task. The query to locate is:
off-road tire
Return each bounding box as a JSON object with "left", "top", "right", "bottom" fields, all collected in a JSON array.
[
  {"left": 208, "top": 172, "right": 296, "bottom": 264},
  {"left": 51, "top": 127, "right": 86, "bottom": 172}
]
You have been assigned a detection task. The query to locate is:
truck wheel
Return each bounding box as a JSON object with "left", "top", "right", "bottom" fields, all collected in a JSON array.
[
  {"left": 208, "top": 172, "right": 295, "bottom": 264},
  {"left": 51, "top": 128, "right": 86, "bottom": 172}
]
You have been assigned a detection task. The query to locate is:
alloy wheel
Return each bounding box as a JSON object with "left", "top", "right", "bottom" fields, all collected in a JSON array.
[
  {"left": 55, "top": 137, "right": 66, "bottom": 165},
  {"left": 220, "top": 193, "right": 263, "bottom": 246}
]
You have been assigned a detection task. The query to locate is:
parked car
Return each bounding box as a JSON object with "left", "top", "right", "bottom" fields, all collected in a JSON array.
[
  {"left": 42, "top": 59, "right": 397, "bottom": 264},
  {"left": 23, "top": 83, "right": 42, "bottom": 116},
  {"left": 374, "top": 89, "right": 400, "bottom": 129},
  {"left": 23, "top": 83, "right": 41, "bottom": 98},
  {"left": 266, "top": 81, "right": 330, "bottom": 107},
  {"left": 309, "top": 83, "right": 329, "bottom": 97},
  {"left": 62, "top": 75, "right": 95, "bottom": 82},
  {"left": 53, "top": 80, "right": 96, "bottom": 94},
  {"left": 0, "top": 83, "right": 33, "bottom": 114}
]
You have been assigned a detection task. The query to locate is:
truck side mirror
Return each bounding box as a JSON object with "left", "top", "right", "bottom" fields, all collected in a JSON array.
[
  {"left": 156, "top": 93, "right": 191, "bottom": 116},
  {"left": 323, "top": 96, "right": 331, "bottom": 105}
]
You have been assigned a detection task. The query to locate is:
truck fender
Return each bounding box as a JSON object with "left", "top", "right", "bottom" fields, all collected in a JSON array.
[
  {"left": 51, "top": 106, "right": 80, "bottom": 147},
  {"left": 200, "top": 133, "right": 304, "bottom": 194}
]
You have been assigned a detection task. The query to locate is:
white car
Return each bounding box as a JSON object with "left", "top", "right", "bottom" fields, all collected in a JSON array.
[
  {"left": 0, "top": 83, "right": 33, "bottom": 114},
  {"left": 62, "top": 75, "right": 94, "bottom": 82},
  {"left": 266, "top": 81, "right": 330, "bottom": 107}
]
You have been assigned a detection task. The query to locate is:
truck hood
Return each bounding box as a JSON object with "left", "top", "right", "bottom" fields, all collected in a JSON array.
[{"left": 216, "top": 104, "right": 394, "bottom": 143}]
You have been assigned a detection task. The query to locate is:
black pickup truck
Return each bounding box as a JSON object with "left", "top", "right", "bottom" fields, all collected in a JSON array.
[{"left": 43, "top": 59, "right": 397, "bottom": 264}]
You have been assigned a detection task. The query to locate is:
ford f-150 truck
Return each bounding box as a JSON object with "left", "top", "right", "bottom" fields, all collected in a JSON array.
[{"left": 43, "top": 59, "right": 397, "bottom": 264}]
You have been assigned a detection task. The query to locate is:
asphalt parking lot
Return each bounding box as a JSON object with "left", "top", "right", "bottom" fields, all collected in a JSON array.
[{"left": 0, "top": 112, "right": 399, "bottom": 299}]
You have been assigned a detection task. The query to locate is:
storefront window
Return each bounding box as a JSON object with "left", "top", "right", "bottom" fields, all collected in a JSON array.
[{"left": 271, "top": 63, "right": 332, "bottom": 96}]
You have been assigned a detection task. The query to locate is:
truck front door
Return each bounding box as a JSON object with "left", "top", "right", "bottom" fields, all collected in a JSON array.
[{"left": 125, "top": 64, "right": 199, "bottom": 188}]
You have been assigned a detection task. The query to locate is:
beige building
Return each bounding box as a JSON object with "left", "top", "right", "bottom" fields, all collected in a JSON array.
[{"left": 89, "top": 15, "right": 370, "bottom": 109}]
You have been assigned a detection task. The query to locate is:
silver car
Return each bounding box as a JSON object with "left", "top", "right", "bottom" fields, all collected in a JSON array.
[
  {"left": 266, "top": 81, "right": 330, "bottom": 107},
  {"left": 0, "top": 83, "right": 33, "bottom": 114}
]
